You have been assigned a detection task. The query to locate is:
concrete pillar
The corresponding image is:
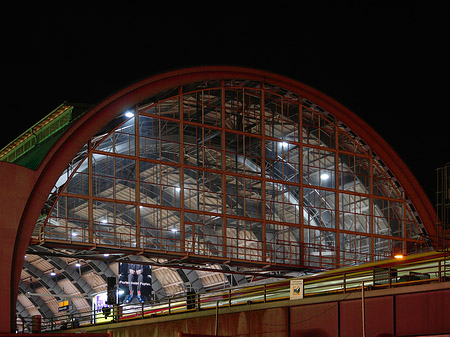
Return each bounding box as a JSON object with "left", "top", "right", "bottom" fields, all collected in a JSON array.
[{"left": 0, "top": 163, "right": 37, "bottom": 333}]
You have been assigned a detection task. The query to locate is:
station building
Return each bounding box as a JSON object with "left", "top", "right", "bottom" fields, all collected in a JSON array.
[{"left": 0, "top": 67, "right": 442, "bottom": 336}]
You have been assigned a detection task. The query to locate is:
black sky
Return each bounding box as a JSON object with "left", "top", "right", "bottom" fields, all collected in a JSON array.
[{"left": 2, "top": 3, "right": 449, "bottom": 203}]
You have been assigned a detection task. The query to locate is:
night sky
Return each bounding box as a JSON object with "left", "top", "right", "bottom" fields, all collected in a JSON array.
[{"left": 2, "top": 4, "right": 449, "bottom": 203}]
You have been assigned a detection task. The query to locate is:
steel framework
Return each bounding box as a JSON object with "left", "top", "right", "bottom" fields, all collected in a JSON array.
[{"left": 38, "top": 77, "right": 429, "bottom": 270}]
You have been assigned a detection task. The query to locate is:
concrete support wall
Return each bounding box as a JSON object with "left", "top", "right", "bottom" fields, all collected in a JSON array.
[
  {"left": 79, "top": 283, "right": 450, "bottom": 337},
  {"left": 0, "top": 163, "right": 37, "bottom": 333}
]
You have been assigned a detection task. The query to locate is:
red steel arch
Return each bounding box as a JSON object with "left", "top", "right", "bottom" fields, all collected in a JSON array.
[{"left": 0, "top": 66, "right": 437, "bottom": 332}]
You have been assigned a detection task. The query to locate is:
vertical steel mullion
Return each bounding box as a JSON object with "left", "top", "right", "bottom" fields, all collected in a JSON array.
[
  {"left": 335, "top": 118, "right": 340, "bottom": 268},
  {"left": 261, "top": 85, "right": 267, "bottom": 263},
  {"left": 221, "top": 82, "right": 227, "bottom": 259},
  {"left": 242, "top": 89, "right": 246, "bottom": 219},
  {"left": 88, "top": 140, "right": 94, "bottom": 244},
  {"left": 179, "top": 89, "right": 185, "bottom": 253},
  {"left": 135, "top": 106, "right": 141, "bottom": 249},
  {"left": 298, "top": 97, "right": 304, "bottom": 266},
  {"left": 369, "top": 155, "right": 375, "bottom": 260},
  {"left": 64, "top": 195, "right": 69, "bottom": 242}
]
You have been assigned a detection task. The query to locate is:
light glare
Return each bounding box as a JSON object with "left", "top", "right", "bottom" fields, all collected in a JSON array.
[{"left": 125, "top": 111, "right": 134, "bottom": 118}]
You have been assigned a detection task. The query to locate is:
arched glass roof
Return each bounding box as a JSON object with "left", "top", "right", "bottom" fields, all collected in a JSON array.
[{"left": 38, "top": 76, "right": 430, "bottom": 271}]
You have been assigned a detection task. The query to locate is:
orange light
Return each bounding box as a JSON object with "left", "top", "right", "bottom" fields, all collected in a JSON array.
[{"left": 394, "top": 254, "right": 404, "bottom": 259}]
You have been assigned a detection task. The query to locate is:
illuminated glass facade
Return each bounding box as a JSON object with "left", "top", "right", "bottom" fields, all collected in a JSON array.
[{"left": 41, "top": 78, "right": 429, "bottom": 269}]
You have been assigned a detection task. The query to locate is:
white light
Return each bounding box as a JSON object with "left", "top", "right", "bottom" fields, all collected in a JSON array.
[
  {"left": 118, "top": 290, "right": 125, "bottom": 295},
  {"left": 103, "top": 253, "right": 110, "bottom": 257},
  {"left": 125, "top": 111, "right": 134, "bottom": 118},
  {"left": 175, "top": 187, "right": 181, "bottom": 192},
  {"left": 75, "top": 262, "right": 81, "bottom": 268},
  {"left": 71, "top": 232, "right": 77, "bottom": 237},
  {"left": 101, "top": 219, "right": 107, "bottom": 224},
  {"left": 50, "top": 270, "right": 56, "bottom": 276},
  {"left": 321, "top": 173, "right": 330, "bottom": 180},
  {"left": 281, "top": 142, "right": 289, "bottom": 147},
  {"left": 171, "top": 228, "right": 178, "bottom": 233}
]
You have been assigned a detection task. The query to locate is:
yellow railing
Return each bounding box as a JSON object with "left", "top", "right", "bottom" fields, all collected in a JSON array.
[{"left": 0, "top": 103, "right": 73, "bottom": 163}]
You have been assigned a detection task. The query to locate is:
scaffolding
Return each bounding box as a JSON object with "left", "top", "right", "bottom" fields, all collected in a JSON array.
[
  {"left": 436, "top": 162, "right": 450, "bottom": 279},
  {"left": 0, "top": 103, "right": 73, "bottom": 164}
]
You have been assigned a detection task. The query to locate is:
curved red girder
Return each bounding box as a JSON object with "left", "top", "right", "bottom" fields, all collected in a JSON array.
[{"left": 3, "top": 66, "right": 436, "bottom": 332}]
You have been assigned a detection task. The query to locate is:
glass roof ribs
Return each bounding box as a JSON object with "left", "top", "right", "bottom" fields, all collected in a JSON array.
[{"left": 38, "top": 80, "right": 429, "bottom": 270}]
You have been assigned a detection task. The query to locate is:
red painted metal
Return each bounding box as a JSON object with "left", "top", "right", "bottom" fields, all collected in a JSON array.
[
  {"left": 1, "top": 66, "right": 438, "bottom": 333},
  {"left": 0, "top": 334, "right": 109, "bottom": 337}
]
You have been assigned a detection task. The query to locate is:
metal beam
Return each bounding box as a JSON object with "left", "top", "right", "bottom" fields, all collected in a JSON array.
[
  {"left": 28, "top": 246, "right": 94, "bottom": 300},
  {"left": 22, "top": 261, "right": 81, "bottom": 315},
  {"left": 18, "top": 281, "right": 53, "bottom": 318}
]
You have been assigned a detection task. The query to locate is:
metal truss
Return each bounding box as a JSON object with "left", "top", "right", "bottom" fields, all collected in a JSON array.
[{"left": 37, "top": 79, "right": 429, "bottom": 272}]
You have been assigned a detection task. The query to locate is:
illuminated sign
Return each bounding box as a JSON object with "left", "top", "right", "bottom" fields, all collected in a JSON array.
[
  {"left": 118, "top": 263, "right": 152, "bottom": 304},
  {"left": 58, "top": 300, "right": 69, "bottom": 312},
  {"left": 92, "top": 292, "right": 113, "bottom": 323}
]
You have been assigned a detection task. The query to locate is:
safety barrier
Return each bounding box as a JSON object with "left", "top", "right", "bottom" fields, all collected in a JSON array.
[{"left": 17, "top": 251, "right": 449, "bottom": 333}]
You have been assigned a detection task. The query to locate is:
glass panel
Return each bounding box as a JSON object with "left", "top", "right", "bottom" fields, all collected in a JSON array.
[
  {"left": 405, "top": 208, "right": 422, "bottom": 240},
  {"left": 225, "top": 175, "right": 262, "bottom": 219},
  {"left": 339, "top": 233, "right": 372, "bottom": 266},
  {"left": 183, "top": 125, "right": 222, "bottom": 170},
  {"left": 139, "top": 116, "right": 180, "bottom": 163},
  {"left": 373, "top": 198, "right": 404, "bottom": 237},
  {"left": 185, "top": 212, "right": 223, "bottom": 257},
  {"left": 372, "top": 162, "right": 403, "bottom": 199},
  {"left": 265, "top": 91, "right": 299, "bottom": 141},
  {"left": 140, "top": 207, "right": 181, "bottom": 252},
  {"left": 302, "top": 107, "right": 335, "bottom": 148},
  {"left": 226, "top": 219, "right": 264, "bottom": 262},
  {"left": 339, "top": 193, "right": 371, "bottom": 233},
  {"left": 339, "top": 153, "right": 371, "bottom": 193},
  {"left": 183, "top": 168, "right": 222, "bottom": 213},
  {"left": 303, "top": 228, "right": 336, "bottom": 269},
  {"left": 224, "top": 89, "right": 244, "bottom": 131},
  {"left": 243, "top": 89, "right": 262, "bottom": 135},
  {"left": 265, "top": 140, "right": 300, "bottom": 182},
  {"left": 338, "top": 128, "right": 367, "bottom": 154},
  {"left": 140, "top": 97, "right": 180, "bottom": 119},
  {"left": 140, "top": 161, "right": 180, "bottom": 208},
  {"left": 266, "top": 183, "right": 300, "bottom": 224},
  {"left": 183, "top": 89, "right": 222, "bottom": 126},
  {"left": 224, "top": 132, "right": 262, "bottom": 176},
  {"left": 374, "top": 237, "right": 403, "bottom": 260},
  {"left": 266, "top": 223, "right": 301, "bottom": 265},
  {"left": 303, "top": 147, "right": 335, "bottom": 187},
  {"left": 66, "top": 171, "right": 89, "bottom": 196},
  {"left": 303, "top": 188, "right": 336, "bottom": 228}
]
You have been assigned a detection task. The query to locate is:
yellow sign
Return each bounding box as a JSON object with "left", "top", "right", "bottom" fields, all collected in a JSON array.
[
  {"left": 290, "top": 279, "right": 304, "bottom": 300},
  {"left": 58, "top": 300, "right": 69, "bottom": 311}
]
